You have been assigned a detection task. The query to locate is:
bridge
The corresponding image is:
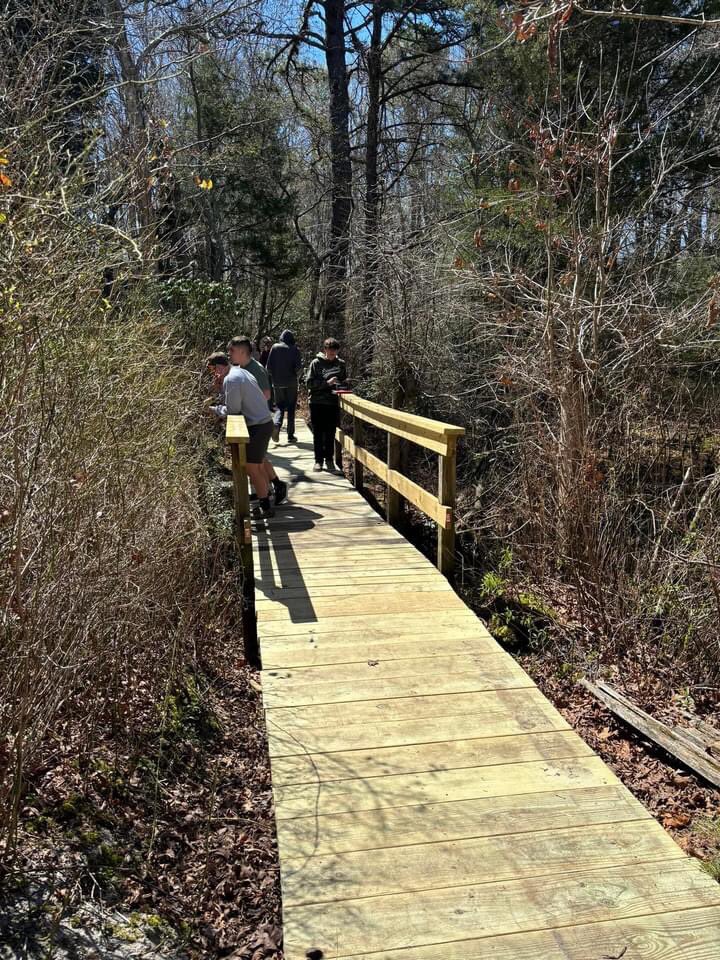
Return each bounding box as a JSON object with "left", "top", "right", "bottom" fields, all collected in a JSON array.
[{"left": 226, "top": 398, "right": 720, "bottom": 960}]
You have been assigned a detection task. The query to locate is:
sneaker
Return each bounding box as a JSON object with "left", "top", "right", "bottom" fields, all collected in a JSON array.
[
  {"left": 273, "top": 479, "right": 288, "bottom": 505},
  {"left": 258, "top": 497, "right": 274, "bottom": 518},
  {"left": 313, "top": 462, "right": 323, "bottom": 472},
  {"left": 272, "top": 424, "right": 280, "bottom": 443}
]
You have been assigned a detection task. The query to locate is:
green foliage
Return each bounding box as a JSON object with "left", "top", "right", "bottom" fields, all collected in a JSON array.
[{"left": 161, "top": 277, "right": 248, "bottom": 350}]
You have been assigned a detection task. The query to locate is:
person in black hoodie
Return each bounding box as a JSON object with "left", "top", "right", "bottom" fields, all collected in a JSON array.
[
  {"left": 267, "top": 329, "right": 302, "bottom": 443},
  {"left": 306, "top": 338, "right": 347, "bottom": 472}
]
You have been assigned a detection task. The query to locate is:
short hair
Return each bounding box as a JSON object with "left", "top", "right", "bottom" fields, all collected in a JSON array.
[
  {"left": 228, "top": 335, "right": 252, "bottom": 354},
  {"left": 324, "top": 337, "right": 340, "bottom": 350},
  {"left": 207, "top": 351, "right": 229, "bottom": 367}
]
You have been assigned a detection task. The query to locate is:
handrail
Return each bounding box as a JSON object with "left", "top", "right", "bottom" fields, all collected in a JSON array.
[
  {"left": 336, "top": 397, "right": 465, "bottom": 576},
  {"left": 226, "top": 416, "right": 259, "bottom": 667},
  {"left": 339, "top": 394, "right": 464, "bottom": 457}
]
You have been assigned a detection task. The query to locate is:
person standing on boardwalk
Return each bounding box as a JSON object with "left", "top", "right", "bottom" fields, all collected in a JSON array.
[
  {"left": 259, "top": 337, "right": 272, "bottom": 367},
  {"left": 267, "top": 329, "right": 302, "bottom": 444},
  {"left": 227, "top": 336, "right": 288, "bottom": 508},
  {"left": 208, "top": 352, "right": 275, "bottom": 518},
  {"left": 306, "top": 337, "right": 347, "bottom": 473}
]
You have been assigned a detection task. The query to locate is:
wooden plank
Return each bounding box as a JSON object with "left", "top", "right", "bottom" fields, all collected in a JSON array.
[
  {"left": 255, "top": 569, "right": 445, "bottom": 589},
  {"left": 306, "top": 906, "right": 720, "bottom": 960},
  {"left": 281, "top": 819, "right": 684, "bottom": 907},
  {"left": 254, "top": 532, "right": 407, "bottom": 551},
  {"left": 275, "top": 783, "right": 650, "bottom": 858},
  {"left": 272, "top": 755, "right": 615, "bottom": 820},
  {"left": 266, "top": 689, "right": 568, "bottom": 757},
  {"left": 261, "top": 634, "right": 495, "bottom": 669},
  {"left": 225, "top": 414, "right": 249, "bottom": 444},
  {"left": 262, "top": 653, "right": 532, "bottom": 708},
  {"left": 254, "top": 542, "right": 421, "bottom": 558},
  {"left": 264, "top": 651, "right": 516, "bottom": 689},
  {"left": 256, "top": 590, "right": 467, "bottom": 622},
  {"left": 255, "top": 579, "right": 452, "bottom": 601},
  {"left": 257, "top": 610, "right": 480, "bottom": 637},
  {"left": 271, "top": 728, "right": 593, "bottom": 786},
  {"left": 583, "top": 679, "right": 720, "bottom": 787},
  {"left": 282, "top": 859, "right": 720, "bottom": 960}
]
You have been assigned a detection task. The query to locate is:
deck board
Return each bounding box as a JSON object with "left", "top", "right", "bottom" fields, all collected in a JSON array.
[{"left": 254, "top": 420, "right": 720, "bottom": 960}]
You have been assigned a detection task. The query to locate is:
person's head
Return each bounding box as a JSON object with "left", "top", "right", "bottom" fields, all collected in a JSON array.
[
  {"left": 280, "top": 329, "right": 296, "bottom": 346},
  {"left": 207, "top": 351, "right": 229, "bottom": 379},
  {"left": 323, "top": 337, "right": 339, "bottom": 360},
  {"left": 262, "top": 336, "right": 272, "bottom": 350},
  {"left": 228, "top": 335, "right": 253, "bottom": 367}
]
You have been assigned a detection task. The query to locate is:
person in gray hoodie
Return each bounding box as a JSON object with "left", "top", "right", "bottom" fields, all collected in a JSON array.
[{"left": 267, "top": 329, "right": 302, "bottom": 443}]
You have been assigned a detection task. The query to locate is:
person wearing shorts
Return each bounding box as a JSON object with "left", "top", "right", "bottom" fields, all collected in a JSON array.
[
  {"left": 211, "top": 357, "right": 277, "bottom": 518},
  {"left": 227, "top": 336, "right": 288, "bottom": 509}
]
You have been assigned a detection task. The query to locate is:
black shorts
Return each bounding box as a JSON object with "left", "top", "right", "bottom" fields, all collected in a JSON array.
[{"left": 246, "top": 420, "right": 273, "bottom": 464}]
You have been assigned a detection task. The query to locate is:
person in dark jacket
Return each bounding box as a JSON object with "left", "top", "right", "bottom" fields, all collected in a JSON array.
[
  {"left": 267, "top": 329, "right": 302, "bottom": 443},
  {"left": 259, "top": 337, "right": 272, "bottom": 367},
  {"left": 306, "top": 338, "right": 347, "bottom": 473}
]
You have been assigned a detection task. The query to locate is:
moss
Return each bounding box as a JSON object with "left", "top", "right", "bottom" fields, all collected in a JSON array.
[
  {"left": 160, "top": 671, "right": 221, "bottom": 744},
  {"left": 108, "top": 923, "right": 142, "bottom": 943}
]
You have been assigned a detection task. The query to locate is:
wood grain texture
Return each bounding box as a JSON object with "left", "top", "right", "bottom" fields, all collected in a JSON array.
[
  {"left": 253, "top": 419, "right": 720, "bottom": 960},
  {"left": 282, "top": 860, "right": 720, "bottom": 959}
]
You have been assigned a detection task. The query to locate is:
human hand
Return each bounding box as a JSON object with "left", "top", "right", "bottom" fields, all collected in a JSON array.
[{"left": 327, "top": 376, "right": 338, "bottom": 385}]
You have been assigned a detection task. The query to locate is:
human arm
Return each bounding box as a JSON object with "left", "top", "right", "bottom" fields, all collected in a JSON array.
[
  {"left": 214, "top": 373, "right": 244, "bottom": 418},
  {"left": 306, "top": 358, "right": 325, "bottom": 390}
]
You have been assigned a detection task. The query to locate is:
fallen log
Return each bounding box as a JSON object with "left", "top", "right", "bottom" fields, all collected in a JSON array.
[{"left": 581, "top": 679, "right": 720, "bottom": 789}]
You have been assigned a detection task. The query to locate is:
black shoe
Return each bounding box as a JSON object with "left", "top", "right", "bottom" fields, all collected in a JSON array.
[
  {"left": 258, "top": 497, "right": 274, "bottom": 518},
  {"left": 326, "top": 459, "right": 339, "bottom": 474},
  {"left": 273, "top": 479, "right": 288, "bottom": 505},
  {"left": 288, "top": 435, "right": 297, "bottom": 443}
]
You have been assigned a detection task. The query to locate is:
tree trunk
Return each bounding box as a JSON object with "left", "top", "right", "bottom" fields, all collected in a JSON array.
[
  {"left": 106, "top": 0, "right": 154, "bottom": 258},
  {"left": 360, "top": 0, "right": 384, "bottom": 373},
  {"left": 323, "top": 0, "right": 353, "bottom": 340}
]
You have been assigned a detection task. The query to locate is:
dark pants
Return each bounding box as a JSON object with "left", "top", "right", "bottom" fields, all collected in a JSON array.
[
  {"left": 310, "top": 402, "right": 339, "bottom": 464},
  {"left": 273, "top": 382, "right": 298, "bottom": 437}
]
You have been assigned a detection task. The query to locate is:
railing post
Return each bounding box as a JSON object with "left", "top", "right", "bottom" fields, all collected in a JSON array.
[
  {"left": 387, "top": 431, "right": 402, "bottom": 526},
  {"left": 437, "top": 437, "right": 457, "bottom": 578},
  {"left": 229, "top": 432, "right": 260, "bottom": 669},
  {"left": 353, "top": 416, "right": 364, "bottom": 494}
]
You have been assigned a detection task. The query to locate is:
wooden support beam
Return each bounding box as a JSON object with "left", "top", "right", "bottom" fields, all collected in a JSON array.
[
  {"left": 227, "top": 416, "right": 260, "bottom": 668},
  {"left": 386, "top": 430, "right": 402, "bottom": 527},
  {"left": 438, "top": 437, "right": 457, "bottom": 578},
  {"left": 582, "top": 679, "right": 720, "bottom": 788},
  {"left": 353, "top": 417, "right": 364, "bottom": 494}
]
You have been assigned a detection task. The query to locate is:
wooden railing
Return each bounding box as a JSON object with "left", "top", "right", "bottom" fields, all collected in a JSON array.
[
  {"left": 336, "top": 395, "right": 465, "bottom": 576},
  {"left": 226, "top": 415, "right": 260, "bottom": 667}
]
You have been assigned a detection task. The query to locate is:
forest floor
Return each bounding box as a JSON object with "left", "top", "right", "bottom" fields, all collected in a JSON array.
[{"left": 0, "top": 450, "right": 283, "bottom": 960}]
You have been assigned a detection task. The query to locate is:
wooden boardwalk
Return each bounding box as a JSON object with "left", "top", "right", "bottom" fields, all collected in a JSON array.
[{"left": 253, "top": 420, "right": 720, "bottom": 960}]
